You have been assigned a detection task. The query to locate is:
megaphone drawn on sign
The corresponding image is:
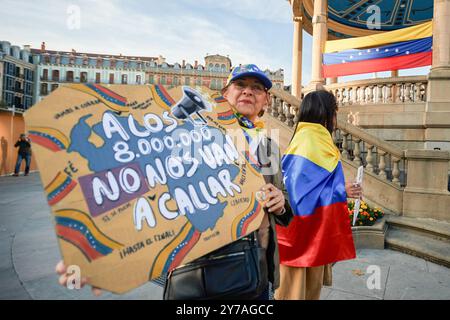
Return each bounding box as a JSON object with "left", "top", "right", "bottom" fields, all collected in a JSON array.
[{"left": 171, "top": 86, "right": 212, "bottom": 127}]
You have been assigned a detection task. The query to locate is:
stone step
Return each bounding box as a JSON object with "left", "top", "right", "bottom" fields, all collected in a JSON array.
[
  {"left": 385, "top": 227, "right": 450, "bottom": 268},
  {"left": 385, "top": 215, "right": 450, "bottom": 242}
]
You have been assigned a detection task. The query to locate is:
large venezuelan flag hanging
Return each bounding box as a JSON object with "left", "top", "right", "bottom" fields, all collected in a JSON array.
[
  {"left": 276, "top": 123, "right": 356, "bottom": 267},
  {"left": 323, "top": 21, "right": 432, "bottom": 78}
]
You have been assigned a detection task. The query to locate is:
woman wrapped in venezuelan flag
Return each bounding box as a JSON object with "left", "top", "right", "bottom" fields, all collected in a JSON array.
[{"left": 274, "top": 90, "right": 361, "bottom": 300}]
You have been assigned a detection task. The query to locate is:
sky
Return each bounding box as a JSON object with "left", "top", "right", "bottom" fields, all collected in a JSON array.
[{"left": 0, "top": 0, "right": 429, "bottom": 86}]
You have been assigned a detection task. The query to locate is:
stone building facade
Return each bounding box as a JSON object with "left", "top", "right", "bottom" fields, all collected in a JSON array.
[
  {"left": 0, "top": 41, "right": 35, "bottom": 110},
  {"left": 147, "top": 54, "right": 284, "bottom": 91},
  {"left": 32, "top": 42, "right": 154, "bottom": 103},
  {"left": 0, "top": 41, "right": 285, "bottom": 108}
]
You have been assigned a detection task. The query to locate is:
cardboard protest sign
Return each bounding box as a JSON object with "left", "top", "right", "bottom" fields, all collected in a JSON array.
[{"left": 24, "top": 84, "right": 267, "bottom": 293}]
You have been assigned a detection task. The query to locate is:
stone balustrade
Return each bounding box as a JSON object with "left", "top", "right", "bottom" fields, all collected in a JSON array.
[
  {"left": 269, "top": 87, "right": 408, "bottom": 187},
  {"left": 302, "top": 76, "right": 428, "bottom": 106},
  {"left": 268, "top": 88, "right": 301, "bottom": 128},
  {"left": 334, "top": 119, "right": 407, "bottom": 187}
]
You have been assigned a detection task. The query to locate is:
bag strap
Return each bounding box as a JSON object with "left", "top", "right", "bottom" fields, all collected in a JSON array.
[{"left": 241, "top": 231, "right": 259, "bottom": 246}]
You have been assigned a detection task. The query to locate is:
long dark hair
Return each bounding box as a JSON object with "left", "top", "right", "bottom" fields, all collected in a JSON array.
[{"left": 293, "top": 90, "right": 337, "bottom": 135}]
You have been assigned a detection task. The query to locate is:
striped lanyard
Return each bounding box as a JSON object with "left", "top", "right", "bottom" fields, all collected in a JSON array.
[{"left": 234, "top": 112, "right": 265, "bottom": 160}]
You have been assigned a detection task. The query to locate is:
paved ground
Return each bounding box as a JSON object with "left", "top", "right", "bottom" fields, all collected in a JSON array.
[{"left": 1, "top": 173, "right": 449, "bottom": 300}]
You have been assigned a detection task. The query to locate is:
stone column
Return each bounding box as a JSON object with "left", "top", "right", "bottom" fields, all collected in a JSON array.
[
  {"left": 391, "top": 70, "right": 398, "bottom": 102},
  {"left": 291, "top": 16, "right": 303, "bottom": 99},
  {"left": 425, "top": 0, "right": 450, "bottom": 150},
  {"left": 431, "top": 0, "right": 450, "bottom": 71},
  {"left": 309, "top": 0, "right": 328, "bottom": 90},
  {"left": 403, "top": 150, "right": 450, "bottom": 222}
]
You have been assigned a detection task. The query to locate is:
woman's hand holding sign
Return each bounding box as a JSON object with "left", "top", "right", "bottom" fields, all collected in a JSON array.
[
  {"left": 261, "top": 183, "right": 286, "bottom": 215},
  {"left": 56, "top": 260, "right": 103, "bottom": 296},
  {"left": 345, "top": 182, "right": 363, "bottom": 199}
]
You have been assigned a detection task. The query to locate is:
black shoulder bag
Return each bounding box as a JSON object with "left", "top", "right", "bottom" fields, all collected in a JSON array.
[{"left": 163, "top": 232, "right": 268, "bottom": 300}]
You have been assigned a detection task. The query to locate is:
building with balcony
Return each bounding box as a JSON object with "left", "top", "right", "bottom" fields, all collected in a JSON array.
[
  {"left": 31, "top": 42, "right": 285, "bottom": 102},
  {"left": 0, "top": 41, "right": 35, "bottom": 111},
  {"left": 32, "top": 42, "right": 155, "bottom": 102},
  {"left": 146, "top": 54, "right": 285, "bottom": 91}
]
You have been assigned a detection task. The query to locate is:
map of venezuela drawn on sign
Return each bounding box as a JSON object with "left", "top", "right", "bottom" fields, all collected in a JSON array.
[{"left": 24, "top": 84, "right": 266, "bottom": 293}]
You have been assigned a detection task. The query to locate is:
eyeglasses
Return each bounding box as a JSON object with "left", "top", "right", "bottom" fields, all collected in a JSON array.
[{"left": 231, "top": 80, "right": 267, "bottom": 94}]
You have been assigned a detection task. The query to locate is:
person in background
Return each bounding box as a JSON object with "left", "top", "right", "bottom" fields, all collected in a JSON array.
[
  {"left": 13, "top": 133, "right": 32, "bottom": 177},
  {"left": 275, "top": 90, "right": 361, "bottom": 300}
]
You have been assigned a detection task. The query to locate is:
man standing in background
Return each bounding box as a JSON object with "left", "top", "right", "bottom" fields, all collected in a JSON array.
[{"left": 13, "top": 133, "right": 32, "bottom": 176}]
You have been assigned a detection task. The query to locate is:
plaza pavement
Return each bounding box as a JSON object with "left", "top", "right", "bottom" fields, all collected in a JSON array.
[{"left": 0, "top": 172, "right": 449, "bottom": 300}]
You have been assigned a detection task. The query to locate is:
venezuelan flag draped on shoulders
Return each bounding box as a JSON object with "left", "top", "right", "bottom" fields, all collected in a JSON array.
[{"left": 276, "top": 122, "right": 355, "bottom": 267}]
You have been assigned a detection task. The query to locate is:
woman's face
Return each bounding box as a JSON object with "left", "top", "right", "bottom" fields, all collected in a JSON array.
[{"left": 223, "top": 77, "right": 269, "bottom": 122}]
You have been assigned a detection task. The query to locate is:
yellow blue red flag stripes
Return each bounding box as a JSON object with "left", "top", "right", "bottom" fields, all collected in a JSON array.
[
  {"left": 324, "top": 21, "right": 432, "bottom": 54},
  {"left": 323, "top": 21, "right": 433, "bottom": 78},
  {"left": 276, "top": 122, "right": 355, "bottom": 267}
]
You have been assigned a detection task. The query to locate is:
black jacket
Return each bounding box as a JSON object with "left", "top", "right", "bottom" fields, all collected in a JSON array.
[
  {"left": 15, "top": 139, "right": 32, "bottom": 156},
  {"left": 256, "top": 136, "right": 293, "bottom": 289}
]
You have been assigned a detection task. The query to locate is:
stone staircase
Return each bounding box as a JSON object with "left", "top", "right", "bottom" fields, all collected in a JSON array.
[
  {"left": 385, "top": 216, "right": 450, "bottom": 268},
  {"left": 266, "top": 87, "right": 450, "bottom": 268}
]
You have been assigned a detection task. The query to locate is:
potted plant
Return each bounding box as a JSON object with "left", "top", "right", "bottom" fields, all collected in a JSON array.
[{"left": 348, "top": 200, "right": 384, "bottom": 227}]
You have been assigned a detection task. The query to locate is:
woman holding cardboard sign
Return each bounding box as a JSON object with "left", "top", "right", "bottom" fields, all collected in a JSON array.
[
  {"left": 56, "top": 64, "right": 293, "bottom": 300},
  {"left": 163, "top": 65, "right": 293, "bottom": 300}
]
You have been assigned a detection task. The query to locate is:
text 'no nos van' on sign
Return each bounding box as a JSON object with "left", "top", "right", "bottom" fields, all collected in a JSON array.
[{"left": 24, "top": 84, "right": 267, "bottom": 293}]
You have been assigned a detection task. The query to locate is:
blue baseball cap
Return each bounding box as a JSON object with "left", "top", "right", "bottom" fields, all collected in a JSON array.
[{"left": 226, "top": 64, "right": 272, "bottom": 90}]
